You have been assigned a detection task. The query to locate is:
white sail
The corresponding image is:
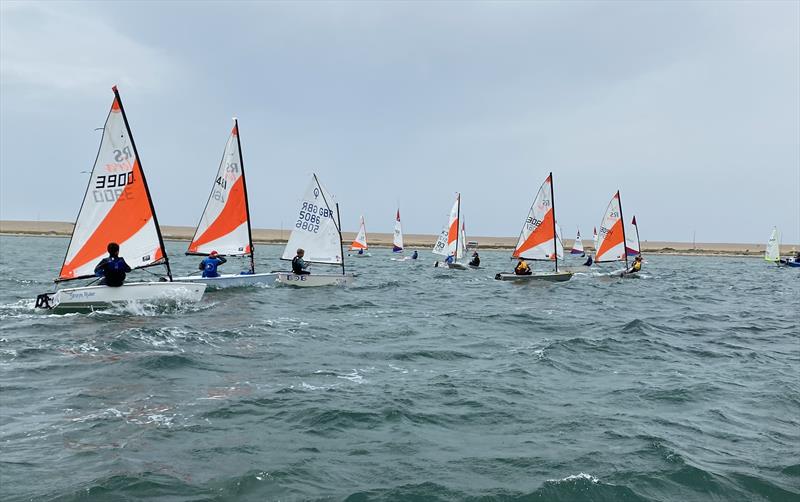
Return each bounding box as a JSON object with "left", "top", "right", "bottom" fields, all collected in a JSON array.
[
  {"left": 392, "top": 209, "right": 404, "bottom": 252},
  {"left": 593, "top": 227, "right": 598, "bottom": 252},
  {"left": 626, "top": 216, "right": 641, "bottom": 256},
  {"left": 513, "top": 174, "right": 557, "bottom": 261},
  {"left": 281, "top": 175, "right": 343, "bottom": 265},
  {"left": 571, "top": 229, "right": 585, "bottom": 255},
  {"left": 765, "top": 227, "right": 780, "bottom": 262},
  {"left": 595, "top": 191, "right": 626, "bottom": 263},
  {"left": 188, "top": 119, "right": 251, "bottom": 257},
  {"left": 350, "top": 216, "right": 368, "bottom": 250},
  {"left": 59, "top": 87, "right": 166, "bottom": 281},
  {"left": 432, "top": 226, "right": 449, "bottom": 256},
  {"left": 556, "top": 222, "right": 565, "bottom": 260},
  {"left": 459, "top": 221, "right": 467, "bottom": 260}
]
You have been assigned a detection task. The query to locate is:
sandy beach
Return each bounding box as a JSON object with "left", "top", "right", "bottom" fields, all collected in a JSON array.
[{"left": 1, "top": 220, "right": 793, "bottom": 257}]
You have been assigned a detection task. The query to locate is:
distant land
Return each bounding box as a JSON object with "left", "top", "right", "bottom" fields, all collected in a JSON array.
[{"left": 2, "top": 220, "right": 795, "bottom": 257}]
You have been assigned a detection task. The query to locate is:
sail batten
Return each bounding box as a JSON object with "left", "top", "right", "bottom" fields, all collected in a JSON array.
[{"left": 58, "top": 87, "right": 168, "bottom": 282}]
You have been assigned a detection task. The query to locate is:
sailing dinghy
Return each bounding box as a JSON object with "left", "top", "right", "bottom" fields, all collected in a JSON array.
[
  {"left": 595, "top": 191, "right": 636, "bottom": 278},
  {"left": 592, "top": 227, "right": 599, "bottom": 254},
  {"left": 571, "top": 229, "right": 586, "bottom": 256},
  {"left": 348, "top": 216, "right": 371, "bottom": 257},
  {"left": 495, "top": 173, "right": 572, "bottom": 282},
  {"left": 172, "top": 119, "right": 277, "bottom": 288},
  {"left": 432, "top": 193, "right": 469, "bottom": 269},
  {"left": 35, "top": 86, "right": 205, "bottom": 312},
  {"left": 763, "top": 227, "right": 799, "bottom": 266},
  {"left": 274, "top": 174, "right": 354, "bottom": 286}
]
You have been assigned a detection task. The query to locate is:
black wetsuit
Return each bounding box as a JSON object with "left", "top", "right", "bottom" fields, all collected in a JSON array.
[
  {"left": 292, "top": 256, "right": 310, "bottom": 275},
  {"left": 469, "top": 256, "right": 480, "bottom": 267}
]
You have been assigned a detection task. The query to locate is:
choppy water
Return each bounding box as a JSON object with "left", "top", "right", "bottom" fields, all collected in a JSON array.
[{"left": 1, "top": 235, "right": 798, "bottom": 501}]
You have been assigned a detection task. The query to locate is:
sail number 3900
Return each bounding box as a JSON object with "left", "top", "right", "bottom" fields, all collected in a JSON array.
[{"left": 295, "top": 202, "right": 333, "bottom": 233}]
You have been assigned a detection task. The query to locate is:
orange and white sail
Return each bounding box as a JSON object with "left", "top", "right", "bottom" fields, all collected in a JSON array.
[
  {"left": 188, "top": 119, "right": 251, "bottom": 257},
  {"left": 432, "top": 193, "right": 463, "bottom": 259},
  {"left": 392, "top": 209, "right": 404, "bottom": 252},
  {"left": 350, "top": 216, "right": 368, "bottom": 251},
  {"left": 513, "top": 174, "right": 558, "bottom": 261},
  {"left": 58, "top": 87, "right": 167, "bottom": 281},
  {"left": 595, "top": 191, "right": 628, "bottom": 263}
]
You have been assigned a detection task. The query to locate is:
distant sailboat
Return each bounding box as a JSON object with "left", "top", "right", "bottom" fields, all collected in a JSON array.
[
  {"left": 35, "top": 86, "right": 206, "bottom": 311},
  {"left": 392, "top": 209, "right": 404, "bottom": 253},
  {"left": 595, "top": 191, "right": 633, "bottom": 277},
  {"left": 274, "top": 174, "right": 354, "bottom": 286},
  {"left": 349, "top": 216, "right": 371, "bottom": 257},
  {"left": 432, "top": 193, "right": 467, "bottom": 269},
  {"left": 495, "top": 173, "right": 572, "bottom": 282},
  {"left": 765, "top": 227, "right": 780, "bottom": 264},
  {"left": 593, "top": 227, "right": 598, "bottom": 252},
  {"left": 174, "top": 119, "right": 277, "bottom": 288},
  {"left": 571, "top": 229, "right": 585, "bottom": 256},
  {"left": 626, "top": 215, "right": 641, "bottom": 256}
]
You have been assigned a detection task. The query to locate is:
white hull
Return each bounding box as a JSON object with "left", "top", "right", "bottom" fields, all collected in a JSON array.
[
  {"left": 495, "top": 271, "right": 573, "bottom": 282},
  {"left": 36, "top": 281, "right": 206, "bottom": 313},
  {"left": 274, "top": 272, "right": 354, "bottom": 287},
  {"left": 348, "top": 252, "right": 372, "bottom": 258},
  {"left": 171, "top": 272, "right": 278, "bottom": 289}
]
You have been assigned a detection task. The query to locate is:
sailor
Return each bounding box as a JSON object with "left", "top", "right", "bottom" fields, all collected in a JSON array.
[
  {"left": 199, "top": 250, "right": 227, "bottom": 278},
  {"left": 292, "top": 248, "right": 311, "bottom": 275},
  {"left": 627, "top": 255, "right": 643, "bottom": 274},
  {"left": 469, "top": 252, "right": 480, "bottom": 267},
  {"left": 444, "top": 253, "right": 455, "bottom": 265},
  {"left": 357, "top": 248, "right": 364, "bottom": 255},
  {"left": 583, "top": 255, "right": 593, "bottom": 266},
  {"left": 411, "top": 250, "right": 418, "bottom": 260},
  {"left": 94, "top": 242, "right": 132, "bottom": 287},
  {"left": 514, "top": 257, "right": 532, "bottom": 275}
]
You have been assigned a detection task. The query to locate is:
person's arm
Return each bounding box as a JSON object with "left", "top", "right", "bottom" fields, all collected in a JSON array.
[
  {"left": 94, "top": 258, "right": 107, "bottom": 276},
  {"left": 217, "top": 256, "right": 227, "bottom": 265},
  {"left": 122, "top": 259, "right": 132, "bottom": 273}
]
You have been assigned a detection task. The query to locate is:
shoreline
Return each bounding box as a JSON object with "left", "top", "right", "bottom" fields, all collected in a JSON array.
[{"left": 1, "top": 220, "right": 795, "bottom": 257}]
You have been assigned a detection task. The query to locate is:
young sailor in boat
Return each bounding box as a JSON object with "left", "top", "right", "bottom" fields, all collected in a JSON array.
[
  {"left": 94, "top": 242, "right": 132, "bottom": 287},
  {"left": 357, "top": 249, "right": 364, "bottom": 255},
  {"left": 583, "top": 255, "right": 593, "bottom": 266},
  {"left": 411, "top": 250, "right": 418, "bottom": 260},
  {"left": 292, "top": 248, "right": 311, "bottom": 275},
  {"left": 199, "top": 250, "right": 227, "bottom": 278},
  {"left": 626, "top": 255, "right": 643, "bottom": 274},
  {"left": 469, "top": 252, "right": 480, "bottom": 267},
  {"left": 444, "top": 253, "right": 455, "bottom": 266},
  {"left": 514, "top": 257, "right": 532, "bottom": 276},
  {"left": 780, "top": 251, "right": 800, "bottom": 265}
]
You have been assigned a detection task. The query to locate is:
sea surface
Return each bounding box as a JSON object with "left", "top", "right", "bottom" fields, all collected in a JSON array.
[{"left": 1, "top": 235, "right": 798, "bottom": 501}]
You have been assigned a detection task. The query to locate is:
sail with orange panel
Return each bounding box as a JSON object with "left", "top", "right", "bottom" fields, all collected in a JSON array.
[
  {"left": 187, "top": 119, "right": 254, "bottom": 272},
  {"left": 58, "top": 86, "right": 170, "bottom": 282},
  {"left": 350, "top": 216, "right": 369, "bottom": 251},
  {"left": 595, "top": 191, "right": 628, "bottom": 268}
]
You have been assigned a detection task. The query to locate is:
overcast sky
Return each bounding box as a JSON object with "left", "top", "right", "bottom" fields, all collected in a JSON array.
[{"left": 1, "top": 1, "right": 798, "bottom": 244}]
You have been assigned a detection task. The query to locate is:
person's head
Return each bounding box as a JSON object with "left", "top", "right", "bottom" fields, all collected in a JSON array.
[
  {"left": 210, "top": 250, "right": 219, "bottom": 257},
  {"left": 473, "top": 252, "right": 479, "bottom": 257},
  {"left": 107, "top": 242, "right": 120, "bottom": 257},
  {"left": 297, "top": 248, "right": 305, "bottom": 257},
  {"left": 518, "top": 257, "right": 524, "bottom": 262},
  {"left": 635, "top": 255, "right": 642, "bottom": 261}
]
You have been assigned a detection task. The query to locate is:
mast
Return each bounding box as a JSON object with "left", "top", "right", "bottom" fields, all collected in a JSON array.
[
  {"left": 455, "top": 193, "right": 461, "bottom": 262},
  {"left": 337, "top": 203, "right": 345, "bottom": 275},
  {"left": 549, "top": 172, "right": 558, "bottom": 273},
  {"left": 617, "top": 190, "right": 629, "bottom": 270},
  {"left": 112, "top": 85, "right": 172, "bottom": 281},
  {"left": 234, "top": 118, "right": 255, "bottom": 273}
]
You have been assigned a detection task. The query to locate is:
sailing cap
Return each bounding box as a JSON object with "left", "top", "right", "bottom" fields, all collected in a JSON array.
[{"left": 210, "top": 250, "right": 218, "bottom": 256}]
